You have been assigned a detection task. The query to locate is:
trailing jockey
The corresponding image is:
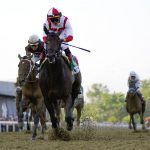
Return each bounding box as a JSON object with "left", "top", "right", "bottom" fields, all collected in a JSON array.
[{"left": 25, "top": 34, "right": 45, "bottom": 67}]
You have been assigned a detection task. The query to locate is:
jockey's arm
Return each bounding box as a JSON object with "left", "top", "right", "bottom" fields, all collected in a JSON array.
[
  {"left": 25, "top": 46, "right": 32, "bottom": 57},
  {"left": 43, "top": 21, "right": 49, "bottom": 43},
  {"left": 63, "top": 19, "right": 73, "bottom": 42},
  {"left": 127, "top": 77, "right": 130, "bottom": 87},
  {"left": 135, "top": 80, "right": 141, "bottom": 89}
]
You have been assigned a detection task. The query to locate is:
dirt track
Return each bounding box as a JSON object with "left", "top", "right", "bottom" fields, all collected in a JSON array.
[{"left": 0, "top": 127, "right": 150, "bottom": 150}]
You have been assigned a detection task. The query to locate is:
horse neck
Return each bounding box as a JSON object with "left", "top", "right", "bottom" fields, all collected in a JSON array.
[
  {"left": 46, "top": 58, "right": 65, "bottom": 76},
  {"left": 25, "top": 71, "right": 38, "bottom": 86},
  {"left": 128, "top": 93, "right": 141, "bottom": 105}
]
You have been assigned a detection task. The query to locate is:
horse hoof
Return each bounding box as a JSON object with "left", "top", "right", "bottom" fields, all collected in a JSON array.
[
  {"left": 67, "top": 125, "right": 73, "bottom": 131},
  {"left": 55, "top": 128, "right": 71, "bottom": 141},
  {"left": 31, "top": 137, "right": 36, "bottom": 141},
  {"left": 32, "top": 138, "right": 35, "bottom": 141}
]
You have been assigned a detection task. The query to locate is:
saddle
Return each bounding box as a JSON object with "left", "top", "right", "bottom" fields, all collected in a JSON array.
[{"left": 39, "top": 54, "right": 80, "bottom": 75}]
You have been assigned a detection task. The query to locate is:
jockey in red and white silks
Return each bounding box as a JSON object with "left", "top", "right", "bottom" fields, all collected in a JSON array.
[
  {"left": 42, "top": 7, "right": 80, "bottom": 74},
  {"left": 43, "top": 7, "right": 73, "bottom": 51}
]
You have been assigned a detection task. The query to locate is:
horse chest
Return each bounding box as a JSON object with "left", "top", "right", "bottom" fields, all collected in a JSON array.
[
  {"left": 22, "top": 86, "right": 41, "bottom": 97},
  {"left": 127, "top": 98, "right": 142, "bottom": 113}
]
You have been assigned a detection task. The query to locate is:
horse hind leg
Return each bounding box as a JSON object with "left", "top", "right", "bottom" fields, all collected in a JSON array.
[
  {"left": 76, "top": 107, "right": 81, "bottom": 127},
  {"left": 139, "top": 112, "right": 146, "bottom": 130}
]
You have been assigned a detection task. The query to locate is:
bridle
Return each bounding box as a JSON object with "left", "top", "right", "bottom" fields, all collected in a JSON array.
[
  {"left": 18, "top": 58, "right": 36, "bottom": 85},
  {"left": 46, "top": 48, "right": 62, "bottom": 64},
  {"left": 128, "top": 88, "right": 137, "bottom": 97},
  {"left": 45, "top": 32, "right": 62, "bottom": 63}
]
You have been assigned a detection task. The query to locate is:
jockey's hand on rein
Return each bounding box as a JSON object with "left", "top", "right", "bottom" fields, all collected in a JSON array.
[
  {"left": 35, "top": 63, "right": 40, "bottom": 67},
  {"left": 60, "top": 39, "right": 64, "bottom": 43}
]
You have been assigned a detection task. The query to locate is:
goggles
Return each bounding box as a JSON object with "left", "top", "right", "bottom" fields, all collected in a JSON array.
[
  {"left": 30, "top": 44, "right": 38, "bottom": 49},
  {"left": 50, "top": 18, "right": 60, "bottom": 23},
  {"left": 131, "top": 76, "right": 136, "bottom": 78},
  {"left": 47, "top": 15, "right": 60, "bottom": 23}
]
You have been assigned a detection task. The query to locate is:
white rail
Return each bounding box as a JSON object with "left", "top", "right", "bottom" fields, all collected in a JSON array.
[
  {"left": 0, "top": 121, "right": 51, "bottom": 132},
  {"left": 0, "top": 121, "right": 18, "bottom": 132}
]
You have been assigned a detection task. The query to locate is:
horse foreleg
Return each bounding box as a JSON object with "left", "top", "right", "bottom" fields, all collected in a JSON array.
[
  {"left": 44, "top": 99, "right": 59, "bottom": 128},
  {"left": 54, "top": 100, "right": 61, "bottom": 127},
  {"left": 18, "top": 100, "right": 24, "bottom": 131},
  {"left": 39, "top": 105, "right": 47, "bottom": 139},
  {"left": 16, "top": 86, "right": 22, "bottom": 115},
  {"left": 130, "top": 114, "right": 136, "bottom": 131},
  {"left": 128, "top": 117, "right": 132, "bottom": 129},
  {"left": 31, "top": 107, "right": 40, "bottom": 140},
  {"left": 25, "top": 108, "right": 31, "bottom": 131}
]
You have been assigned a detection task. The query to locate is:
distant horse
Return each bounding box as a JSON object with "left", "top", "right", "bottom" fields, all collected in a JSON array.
[
  {"left": 17, "top": 54, "right": 46, "bottom": 140},
  {"left": 39, "top": 31, "right": 82, "bottom": 134},
  {"left": 126, "top": 88, "right": 146, "bottom": 131}
]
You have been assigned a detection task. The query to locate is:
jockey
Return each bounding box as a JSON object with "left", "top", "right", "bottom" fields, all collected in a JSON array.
[
  {"left": 25, "top": 34, "right": 45, "bottom": 66},
  {"left": 43, "top": 7, "right": 79, "bottom": 74},
  {"left": 125, "top": 71, "right": 145, "bottom": 104}
]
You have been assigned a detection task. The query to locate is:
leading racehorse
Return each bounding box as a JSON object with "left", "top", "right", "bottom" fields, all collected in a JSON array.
[
  {"left": 126, "top": 88, "right": 146, "bottom": 131},
  {"left": 39, "top": 30, "right": 82, "bottom": 134}
]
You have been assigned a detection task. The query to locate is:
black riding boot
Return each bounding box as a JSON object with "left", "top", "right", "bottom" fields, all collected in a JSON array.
[{"left": 64, "top": 48, "right": 79, "bottom": 73}]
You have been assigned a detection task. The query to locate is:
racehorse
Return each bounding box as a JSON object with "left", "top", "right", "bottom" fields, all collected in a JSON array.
[
  {"left": 17, "top": 54, "right": 46, "bottom": 140},
  {"left": 39, "top": 30, "right": 82, "bottom": 134},
  {"left": 126, "top": 88, "right": 146, "bottom": 131}
]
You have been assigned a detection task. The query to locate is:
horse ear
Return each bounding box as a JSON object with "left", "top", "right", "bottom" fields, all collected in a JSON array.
[{"left": 18, "top": 54, "right": 22, "bottom": 60}]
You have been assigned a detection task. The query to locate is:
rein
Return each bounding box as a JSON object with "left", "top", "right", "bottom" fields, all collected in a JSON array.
[{"left": 46, "top": 48, "right": 62, "bottom": 64}]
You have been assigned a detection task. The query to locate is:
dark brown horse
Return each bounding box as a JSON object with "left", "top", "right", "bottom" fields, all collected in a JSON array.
[
  {"left": 126, "top": 88, "right": 146, "bottom": 131},
  {"left": 17, "top": 54, "right": 46, "bottom": 140},
  {"left": 39, "top": 31, "right": 82, "bottom": 133}
]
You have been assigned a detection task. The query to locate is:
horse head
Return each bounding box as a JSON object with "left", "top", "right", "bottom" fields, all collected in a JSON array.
[
  {"left": 127, "top": 88, "right": 137, "bottom": 98},
  {"left": 46, "top": 32, "right": 62, "bottom": 63},
  {"left": 17, "top": 54, "right": 37, "bottom": 85}
]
